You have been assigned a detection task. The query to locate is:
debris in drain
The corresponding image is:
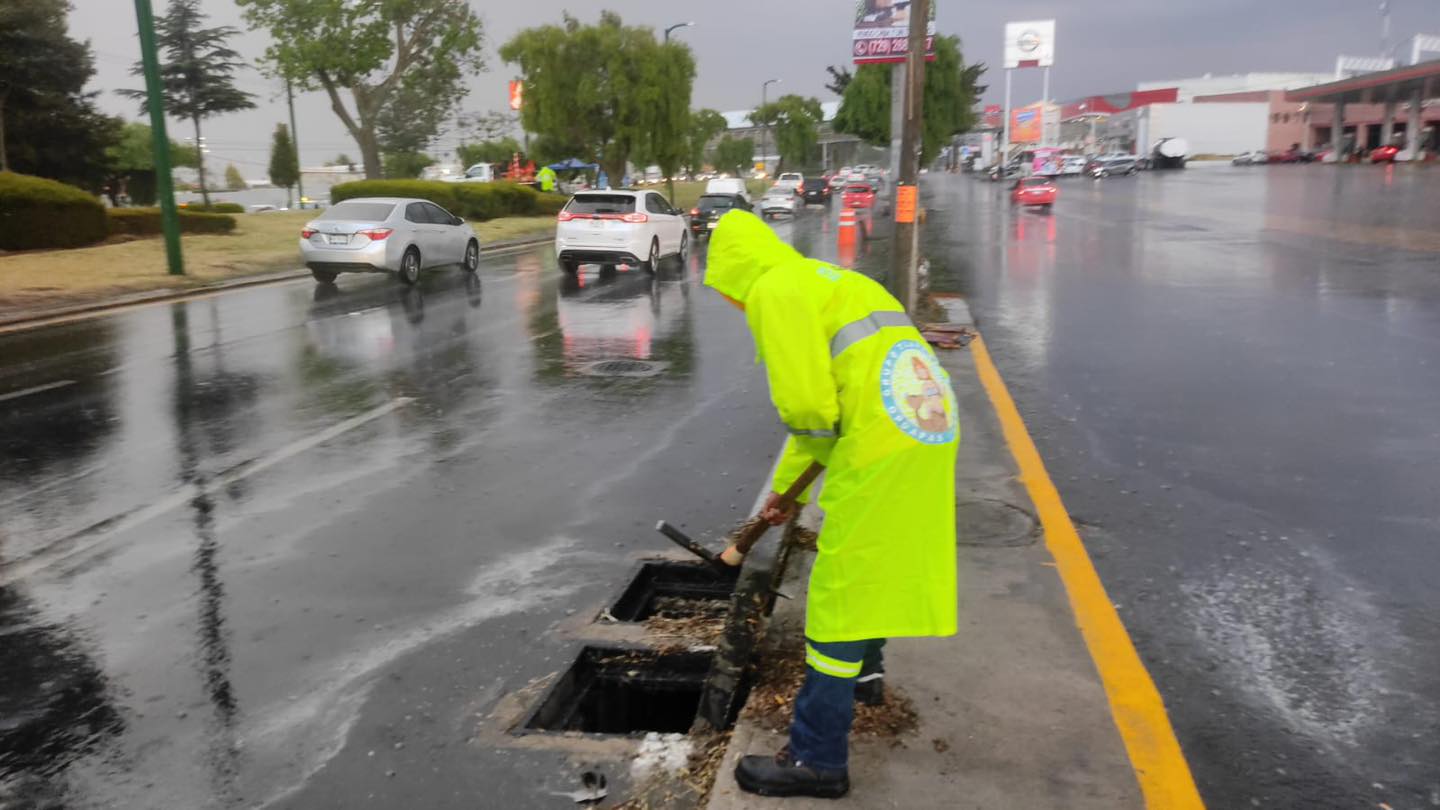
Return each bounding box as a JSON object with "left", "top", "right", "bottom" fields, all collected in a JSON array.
[
  {"left": 788, "top": 526, "right": 819, "bottom": 552},
  {"left": 631, "top": 732, "right": 695, "bottom": 778},
  {"left": 742, "top": 641, "right": 919, "bottom": 742},
  {"left": 551, "top": 770, "right": 609, "bottom": 805},
  {"left": 610, "top": 561, "right": 738, "bottom": 622},
  {"left": 644, "top": 597, "right": 728, "bottom": 648},
  {"left": 919, "top": 323, "right": 975, "bottom": 351},
  {"left": 610, "top": 730, "right": 732, "bottom": 810}
]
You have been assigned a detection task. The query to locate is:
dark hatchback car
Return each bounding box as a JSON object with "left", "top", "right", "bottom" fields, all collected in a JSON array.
[
  {"left": 800, "top": 177, "right": 833, "bottom": 205},
  {"left": 688, "top": 193, "right": 751, "bottom": 238}
]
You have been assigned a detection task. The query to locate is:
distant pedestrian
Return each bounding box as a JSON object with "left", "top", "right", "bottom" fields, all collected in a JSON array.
[{"left": 537, "top": 164, "right": 557, "bottom": 192}]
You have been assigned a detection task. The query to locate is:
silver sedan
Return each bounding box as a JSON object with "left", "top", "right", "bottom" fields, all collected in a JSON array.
[
  {"left": 759, "top": 187, "right": 798, "bottom": 219},
  {"left": 300, "top": 197, "right": 480, "bottom": 285}
]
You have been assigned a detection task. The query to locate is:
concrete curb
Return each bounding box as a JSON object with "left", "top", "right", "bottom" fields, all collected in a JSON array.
[{"left": 0, "top": 234, "right": 553, "bottom": 333}]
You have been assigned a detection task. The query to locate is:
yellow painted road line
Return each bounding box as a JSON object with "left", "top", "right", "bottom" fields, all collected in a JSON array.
[{"left": 970, "top": 334, "right": 1206, "bottom": 810}]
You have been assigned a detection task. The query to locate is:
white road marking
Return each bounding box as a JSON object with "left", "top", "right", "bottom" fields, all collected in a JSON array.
[
  {"left": 0, "top": 379, "right": 76, "bottom": 403},
  {"left": 0, "top": 397, "right": 413, "bottom": 585}
]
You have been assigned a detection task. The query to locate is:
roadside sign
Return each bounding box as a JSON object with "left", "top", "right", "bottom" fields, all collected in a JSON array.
[
  {"left": 895, "top": 185, "right": 918, "bottom": 223},
  {"left": 853, "top": 1, "right": 936, "bottom": 64}
]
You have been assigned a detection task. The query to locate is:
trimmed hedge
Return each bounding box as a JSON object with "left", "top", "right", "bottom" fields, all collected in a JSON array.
[
  {"left": 107, "top": 208, "right": 238, "bottom": 237},
  {"left": 328, "top": 179, "right": 568, "bottom": 221},
  {"left": 183, "top": 202, "right": 245, "bottom": 214},
  {"left": 0, "top": 171, "right": 108, "bottom": 250}
]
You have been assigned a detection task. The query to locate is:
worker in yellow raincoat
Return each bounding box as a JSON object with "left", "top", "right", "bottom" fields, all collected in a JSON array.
[{"left": 705, "top": 209, "right": 958, "bottom": 799}]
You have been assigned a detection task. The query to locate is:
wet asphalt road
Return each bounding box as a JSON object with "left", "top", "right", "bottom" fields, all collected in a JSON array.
[
  {"left": 0, "top": 238, "right": 826, "bottom": 807},
  {"left": 924, "top": 166, "right": 1440, "bottom": 809}
]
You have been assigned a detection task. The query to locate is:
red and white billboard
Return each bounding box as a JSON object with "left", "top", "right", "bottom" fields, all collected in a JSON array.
[
  {"left": 508, "top": 80, "right": 524, "bottom": 111},
  {"left": 853, "top": 1, "right": 936, "bottom": 65},
  {"left": 983, "top": 104, "right": 1003, "bottom": 129}
]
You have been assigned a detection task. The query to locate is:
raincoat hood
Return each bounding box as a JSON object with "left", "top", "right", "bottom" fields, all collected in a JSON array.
[{"left": 704, "top": 209, "right": 804, "bottom": 303}]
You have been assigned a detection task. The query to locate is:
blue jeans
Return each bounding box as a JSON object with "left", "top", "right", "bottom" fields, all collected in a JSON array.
[{"left": 788, "top": 638, "right": 886, "bottom": 771}]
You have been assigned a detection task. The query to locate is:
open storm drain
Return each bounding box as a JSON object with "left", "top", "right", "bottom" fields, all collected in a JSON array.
[
  {"left": 523, "top": 647, "right": 710, "bottom": 735},
  {"left": 610, "top": 561, "right": 738, "bottom": 622},
  {"left": 578, "top": 359, "right": 669, "bottom": 378}
]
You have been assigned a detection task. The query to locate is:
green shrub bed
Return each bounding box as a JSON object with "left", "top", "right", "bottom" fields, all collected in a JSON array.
[
  {"left": 107, "top": 208, "right": 238, "bottom": 236},
  {"left": 0, "top": 171, "right": 108, "bottom": 250},
  {"left": 183, "top": 202, "right": 245, "bottom": 214},
  {"left": 329, "top": 179, "right": 568, "bottom": 221}
]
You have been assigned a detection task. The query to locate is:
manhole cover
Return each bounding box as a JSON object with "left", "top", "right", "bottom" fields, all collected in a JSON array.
[
  {"left": 579, "top": 359, "right": 668, "bottom": 378},
  {"left": 957, "top": 497, "right": 1040, "bottom": 547}
]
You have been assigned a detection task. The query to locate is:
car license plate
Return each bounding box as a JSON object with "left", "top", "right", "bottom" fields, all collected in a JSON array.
[
  {"left": 707, "top": 222, "right": 716, "bottom": 229},
  {"left": 326, "top": 234, "right": 349, "bottom": 245}
]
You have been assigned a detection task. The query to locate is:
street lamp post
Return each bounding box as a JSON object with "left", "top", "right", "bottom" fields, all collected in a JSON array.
[
  {"left": 762, "top": 78, "right": 780, "bottom": 178},
  {"left": 663, "top": 21, "right": 693, "bottom": 42},
  {"left": 133, "top": 0, "right": 183, "bottom": 275},
  {"left": 662, "top": 22, "right": 694, "bottom": 201}
]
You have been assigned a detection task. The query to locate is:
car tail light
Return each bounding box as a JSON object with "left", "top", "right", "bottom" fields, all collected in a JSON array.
[
  {"left": 301, "top": 228, "right": 316, "bottom": 238},
  {"left": 690, "top": 208, "right": 700, "bottom": 216},
  {"left": 358, "top": 228, "right": 393, "bottom": 240},
  {"left": 557, "top": 210, "right": 575, "bottom": 222},
  {"left": 620, "top": 212, "right": 648, "bottom": 223}
]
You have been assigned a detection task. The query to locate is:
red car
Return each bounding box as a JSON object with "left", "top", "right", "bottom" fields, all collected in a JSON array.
[
  {"left": 842, "top": 182, "right": 877, "bottom": 209},
  {"left": 1371, "top": 144, "right": 1401, "bottom": 163},
  {"left": 1011, "top": 176, "right": 1057, "bottom": 208}
]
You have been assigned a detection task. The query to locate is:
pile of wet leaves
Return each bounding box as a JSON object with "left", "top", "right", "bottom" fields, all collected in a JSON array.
[
  {"left": 787, "top": 526, "right": 819, "bottom": 552},
  {"left": 610, "top": 730, "right": 732, "bottom": 810},
  {"left": 643, "top": 596, "right": 728, "bottom": 648},
  {"left": 742, "top": 641, "right": 918, "bottom": 741}
]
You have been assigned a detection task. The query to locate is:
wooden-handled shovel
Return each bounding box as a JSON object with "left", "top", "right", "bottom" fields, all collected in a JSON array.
[{"left": 718, "top": 461, "right": 824, "bottom": 566}]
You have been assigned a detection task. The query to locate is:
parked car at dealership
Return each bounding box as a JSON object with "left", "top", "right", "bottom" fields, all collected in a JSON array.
[
  {"left": 1059, "top": 155, "right": 1089, "bottom": 177},
  {"left": 555, "top": 190, "right": 688, "bottom": 274},
  {"left": 1232, "top": 151, "right": 1269, "bottom": 166},
  {"left": 1371, "top": 144, "right": 1401, "bottom": 163},
  {"left": 689, "top": 193, "right": 751, "bottom": 238},
  {"left": 1088, "top": 154, "right": 1140, "bottom": 178},
  {"left": 300, "top": 198, "right": 479, "bottom": 285}
]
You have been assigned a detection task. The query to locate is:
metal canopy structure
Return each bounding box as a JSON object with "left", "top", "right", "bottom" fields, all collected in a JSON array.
[{"left": 1286, "top": 58, "right": 1440, "bottom": 105}]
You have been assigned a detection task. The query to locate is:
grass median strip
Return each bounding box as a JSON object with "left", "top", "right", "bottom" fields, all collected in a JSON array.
[
  {"left": 969, "top": 334, "right": 1206, "bottom": 810},
  {"left": 0, "top": 211, "right": 557, "bottom": 316}
]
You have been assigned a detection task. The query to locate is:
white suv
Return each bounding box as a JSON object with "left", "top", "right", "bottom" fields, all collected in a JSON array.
[{"left": 555, "top": 190, "right": 689, "bottom": 273}]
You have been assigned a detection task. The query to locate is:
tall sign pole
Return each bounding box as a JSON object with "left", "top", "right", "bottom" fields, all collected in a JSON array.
[
  {"left": 888, "top": 0, "right": 929, "bottom": 314},
  {"left": 133, "top": 0, "right": 183, "bottom": 275}
]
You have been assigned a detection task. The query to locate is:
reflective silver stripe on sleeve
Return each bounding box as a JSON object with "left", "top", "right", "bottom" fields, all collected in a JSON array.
[
  {"left": 829, "top": 310, "right": 915, "bottom": 357},
  {"left": 788, "top": 426, "right": 838, "bottom": 438}
]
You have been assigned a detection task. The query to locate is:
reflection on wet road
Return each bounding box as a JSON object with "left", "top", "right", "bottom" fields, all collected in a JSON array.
[
  {"left": 0, "top": 241, "right": 796, "bottom": 807},
  {"left": 926, "top": 167, "right": 1440, "bottom": 808}
]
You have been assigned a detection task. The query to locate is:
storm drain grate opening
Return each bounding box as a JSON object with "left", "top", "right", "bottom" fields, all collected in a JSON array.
[
  {"left": 523, "top": 647, "right": 710, "bottom": 735},
  {"left": 578, "top": 359, "right": 669, "bottom": 378},
  {"left": 610, "top": 561, "right": 738, "bottom": 622}
]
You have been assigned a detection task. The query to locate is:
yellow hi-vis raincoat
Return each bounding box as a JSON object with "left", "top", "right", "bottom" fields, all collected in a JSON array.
[{"left": 705, "top": 210, "right": 958, "bottom": 643}]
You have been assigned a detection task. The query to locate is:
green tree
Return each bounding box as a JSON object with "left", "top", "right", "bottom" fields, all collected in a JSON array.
[
  {"left": 751, "top": 95, "right": 824, "bottom": 173},
  {"left": 382, "top": 151, "right": 433, "bottom": 179},
  {"left": 712, "top": 136, "right": 754, "bottom": 177},
  {"left": 457, "top": 137, "right": 521, "bottom": 168},
  {"left": 824, "top": 65, "right": 853, "bottom": 96},
  {"left": 832, "top": 36, "right": 984, "bottom": 163},
  {"left": 500, "top": 12, "right": 695, "bottom": 188},
  {"left": 268, "top": 123, "right": 299, "bottom": 206},
  {"left": 686, "top": 109, "right": 728, "bottom": 175},
  {"left": 237, "top": 0, "right": 486, "bottom": 180},
  {"left": 121, "top": 0, "right": 256, "bottom": 207},
  {"left": 0, "top": 0, "right": 120, "bottom": 188},
  {"left": 224, "top": 163, "right": 245, "bottom": 190},
  {"left": 102, "top": 121, "right": 197, "bottom": 205}
]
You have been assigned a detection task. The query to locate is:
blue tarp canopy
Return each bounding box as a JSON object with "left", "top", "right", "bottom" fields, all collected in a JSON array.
[{"left": 547, "top": 158, "right": 598, "bottom": 170}]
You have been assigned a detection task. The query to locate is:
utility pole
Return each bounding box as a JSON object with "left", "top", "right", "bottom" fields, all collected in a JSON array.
[
  {"left": 888, "top": 0, "right": 929, "bottom": 314},
  {"left": 286, "top": 79, "right": 304, "bottom": 208},
  {"left": 662, "top": 23, "right": 694, "bottom": 203},
  {"left": 133, "top": 0, "right": 183, "bottom": 275}
]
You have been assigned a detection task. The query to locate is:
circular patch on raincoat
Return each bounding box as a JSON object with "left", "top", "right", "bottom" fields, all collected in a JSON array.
[{"left": 879, "top": 340, "right": 957, "bottom": 445}]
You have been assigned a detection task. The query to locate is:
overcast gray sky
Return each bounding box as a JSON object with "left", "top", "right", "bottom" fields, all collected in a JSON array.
[{"left": 70, "top": 1, "right": 1438, "bottom": 174}]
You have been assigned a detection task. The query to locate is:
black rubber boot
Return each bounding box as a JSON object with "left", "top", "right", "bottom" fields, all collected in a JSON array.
[
  {"left": 734, "top": 748, "right": 850, "bottom": 799},
  {"left": 854, "top": 675, "right": 885, "bottom": 706}
]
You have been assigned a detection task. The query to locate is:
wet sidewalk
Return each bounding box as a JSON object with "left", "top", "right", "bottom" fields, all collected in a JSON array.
[{"left": 706, "top": 307, "right": 1146, "bottom": 809}]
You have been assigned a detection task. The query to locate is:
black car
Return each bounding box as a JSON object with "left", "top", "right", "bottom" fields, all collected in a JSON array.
[
  {"left": 688, "top": 193, "right": 751, "bottom": 238},
  {"left": 800, "top": 177, "right": 833, "bottom": 205}
]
